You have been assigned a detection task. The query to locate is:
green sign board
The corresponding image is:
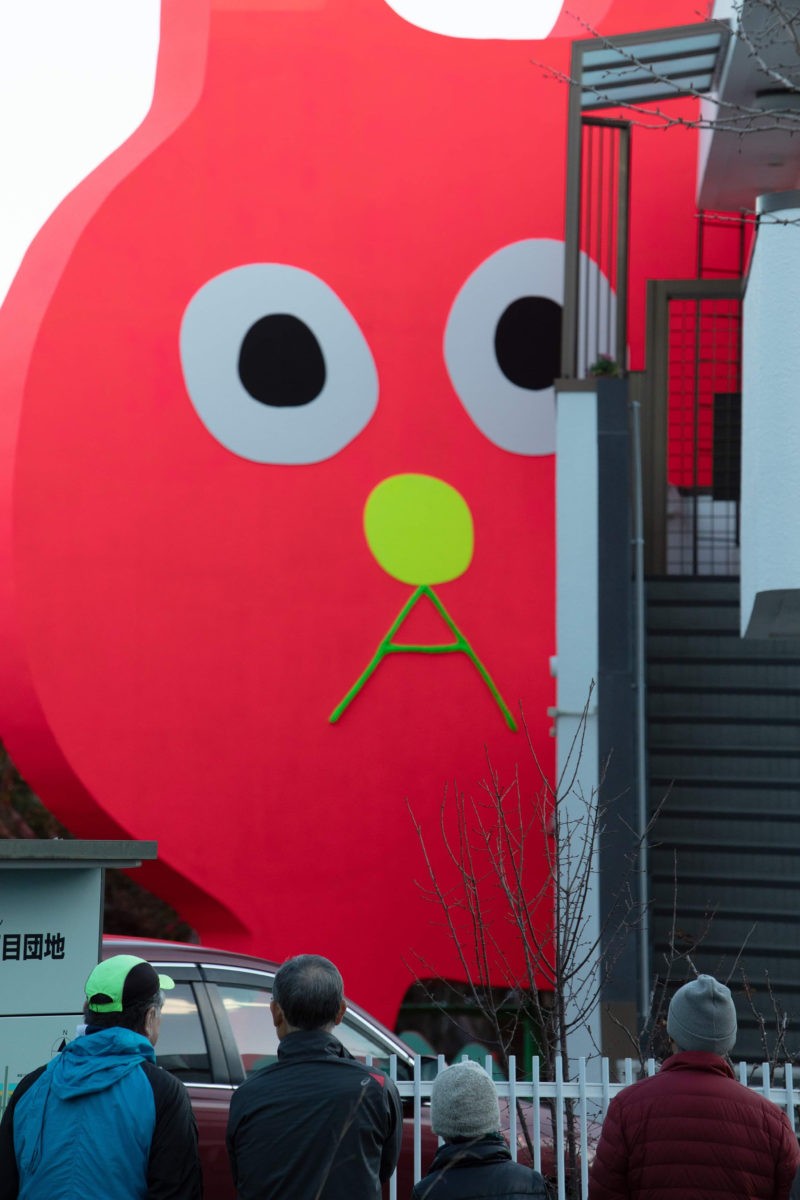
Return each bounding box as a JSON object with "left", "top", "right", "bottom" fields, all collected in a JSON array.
[{"left": 0, "top": 841, "right": 156, "bottom": 1116}]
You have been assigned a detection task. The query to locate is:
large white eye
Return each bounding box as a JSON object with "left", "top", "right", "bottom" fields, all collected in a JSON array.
[
  {"left": 444, "top": 239, "right": 614, "bottom": 457},
  {"left": 180, "top": 264, "right": 378, "bottom": 464},
  {"left": 381, "top": 0, "right": 565, "bottom": 38}
]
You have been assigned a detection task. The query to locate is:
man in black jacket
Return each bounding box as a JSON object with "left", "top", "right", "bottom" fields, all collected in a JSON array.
[
  {"left": 412, "top": 1061, "right": 548, "bottom": 1200},
  {"left": 226, "top": 953, "right": 402, "bottom": 1200}
]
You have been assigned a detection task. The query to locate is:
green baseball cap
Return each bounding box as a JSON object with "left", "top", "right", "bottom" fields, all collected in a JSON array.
[{"left": 85, "top": 954, "right": 175, "bottom": 1013}]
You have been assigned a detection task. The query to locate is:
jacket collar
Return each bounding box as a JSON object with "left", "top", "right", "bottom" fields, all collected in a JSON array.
[
  {"left": 661, "top": 1050, "right": 735, "bottom": 1078},
  {"left": 277, "top": 1029, "right": 352, "bottom": 1061},
  {"left": 429, "top": 1134, "right": 511, "bottom": 1172}
]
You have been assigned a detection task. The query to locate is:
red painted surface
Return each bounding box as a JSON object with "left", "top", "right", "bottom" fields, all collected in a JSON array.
[{"left": 0, "top": 0, "right": 704, "bottom": 1023}]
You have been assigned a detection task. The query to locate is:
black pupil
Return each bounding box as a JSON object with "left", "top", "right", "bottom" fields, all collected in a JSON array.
[
  {"left": 238, "top": 314, "right": 326, "bottom": 407},
  {"left": 494, "top": 296, "right": 562, "bottom": 391}
]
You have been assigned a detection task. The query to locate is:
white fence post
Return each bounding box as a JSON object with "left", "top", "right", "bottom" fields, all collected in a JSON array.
[
  {"left": 532, "top": 1054, "right": 542, "bottom": 1177},
  {"left": 578, "top": 1057, "right": 589, "bottom": 1200},
  {"left": 508, "top": 1054, "right": 518, "bottom": 1163}
]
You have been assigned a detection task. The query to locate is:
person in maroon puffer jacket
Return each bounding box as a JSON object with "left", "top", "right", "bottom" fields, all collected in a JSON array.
[{"left": 589, "top": 975, "right": 800, "bottom": 1200}]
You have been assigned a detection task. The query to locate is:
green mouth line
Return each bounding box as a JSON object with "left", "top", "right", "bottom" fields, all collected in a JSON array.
[{"left": 329, "top": 585, "right": 518, "bottom": 731}]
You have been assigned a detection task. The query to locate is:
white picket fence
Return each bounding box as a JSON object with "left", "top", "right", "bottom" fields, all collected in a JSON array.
[{"left": 383, "top": 1054, "right": 800, "bottom": 1200}]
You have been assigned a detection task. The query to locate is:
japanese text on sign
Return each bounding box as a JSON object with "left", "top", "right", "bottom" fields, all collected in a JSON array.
[{"left": 1, "top": 933, "right": 66, "bottom": 961}]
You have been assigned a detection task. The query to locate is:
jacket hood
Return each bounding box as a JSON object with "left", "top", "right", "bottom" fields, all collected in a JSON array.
[{"left": 50, "top": 1026, "right": 155, "bottom": 1100}]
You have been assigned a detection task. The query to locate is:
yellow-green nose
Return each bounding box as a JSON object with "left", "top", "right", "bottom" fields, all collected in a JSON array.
[{"left": 364, "top": 474, "right": 474, "bottom": 586}]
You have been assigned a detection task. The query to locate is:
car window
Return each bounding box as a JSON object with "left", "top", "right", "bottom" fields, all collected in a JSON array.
[
  {"left": 215, "top": 982, "right": 412, "bottom": 1081},
  {"left": 336, "top": 1018, "right": 398, "bottom": 1070},
  {"left": 156, "top": 983, "right": 212, "bottom": 1082},
  {"left": 218, "top": 983, "right": 279, "bottom": 1076}
]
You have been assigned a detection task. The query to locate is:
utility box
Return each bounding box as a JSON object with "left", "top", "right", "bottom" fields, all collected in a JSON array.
[{"left": 0, "top": 840, "right": 156, "bottom": 1116}]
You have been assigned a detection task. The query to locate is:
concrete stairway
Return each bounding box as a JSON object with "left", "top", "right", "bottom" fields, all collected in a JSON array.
[{"left": 646, "top": 576, "right": 800, "bottom": 1061}]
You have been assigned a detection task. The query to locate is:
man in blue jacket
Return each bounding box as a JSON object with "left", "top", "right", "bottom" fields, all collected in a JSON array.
[{"left": 0, "top": 954, "right": 202, "bottom": 1200}]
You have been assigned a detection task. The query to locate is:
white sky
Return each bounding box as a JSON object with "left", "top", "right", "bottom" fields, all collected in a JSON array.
[
  {"left": 383, "top": 0, "right": 566, "bottom": 39},
  {"left": 0, "top": 1, "right": 159, "bottom": 304},
  {"left": 0, "top": 0, "right": 574, "bottom": 305}
]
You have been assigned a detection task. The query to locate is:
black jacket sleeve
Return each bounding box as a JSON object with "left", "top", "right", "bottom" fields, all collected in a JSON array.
[
  {"left": 0, "top": 1094, "right": 20, "bottom": 1200},
  {"left": 0, "top": 1066, "right": 46, "bottom": 1200},
  {"left": 143, "top": 1063, "right": 203, "bottom": 1200}
]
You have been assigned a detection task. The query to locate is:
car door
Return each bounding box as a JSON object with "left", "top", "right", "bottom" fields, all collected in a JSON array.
[{"left": 148, "top": 960, "right": 235, "bottom": 1200}]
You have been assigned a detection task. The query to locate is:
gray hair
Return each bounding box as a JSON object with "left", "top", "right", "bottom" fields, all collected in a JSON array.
[
  {"left": 272, "top": 955, "right": 344, "bottom": 1030},
  {"left": 83, "top": 990, "right": 163, "bottom": 1036}
]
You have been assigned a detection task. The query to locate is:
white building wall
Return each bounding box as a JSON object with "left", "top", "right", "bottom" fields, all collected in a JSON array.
[
  {"left": 741, "top": 191, "right": 800, "bottom": 635},
  {"left": 554, "top": 384, "right": 600, "bottom": 1065}
]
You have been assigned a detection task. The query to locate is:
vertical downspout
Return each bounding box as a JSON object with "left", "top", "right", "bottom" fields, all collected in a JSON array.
[
  {"left": 616, "top": 124, "right": 631, "bottom": 372},
  {"left": 620, "top": 119, "right": 648, "bottom": 1023},
  {"left": 630, "top": 381, "right": 650, "bottom": 1027},
  {"left": 562, "top": 41, "right": 584, "bottom": 381}
]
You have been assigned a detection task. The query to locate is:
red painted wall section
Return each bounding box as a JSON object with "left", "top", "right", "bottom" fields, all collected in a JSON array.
[{"left": 0, "top": 0, "right": 704, "bottom": 1023}]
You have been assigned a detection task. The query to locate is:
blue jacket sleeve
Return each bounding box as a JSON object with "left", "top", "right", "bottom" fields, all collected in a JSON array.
[{"left": 0, "top": 1066, "right": 46, "bottom": 1200}]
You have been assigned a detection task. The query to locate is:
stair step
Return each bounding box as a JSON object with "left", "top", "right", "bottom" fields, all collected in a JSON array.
[
  {"left": 651, "top": 789, "right": 800, "bottom": 818},
  {"left": 648, "top": 689, "right": 800, "bottom": 720},
  {"left": 648, "top": 661, "right": 800, "bottom": 689},
  {"left": 650, "top": 917, "right": 800, "bottom": 957},
  {"left": 650, "top": 851, "right": 800, "bottom": 884},
  {"left": 651, "top": 900, "right": 800, "bottom": 925},
  {"left": 650, "top": 872, "right": 800, "bottom": 905},
  {"left": 646, "top": 576, "right": 740, "bottom": 605},
  {"left": 651, "top": 929, "right": 800, "bottom": 964},
  {"left": 647, "top": 607, "right": 740, "bottom": 634},
  {"left": 647, "top": 632, "right": 800, "bottom": 661},
  {"left": 648, "top": 718, "right": 800, "bottom": 751},
  {"left": 649, "top": 749, "right": 800, "bottom": 784},
  {"left": 652, "top": 818, "right": 800, "bottom": 850},
  {"left": 650, "top": 940, "right": 800, "bottom": 977}
]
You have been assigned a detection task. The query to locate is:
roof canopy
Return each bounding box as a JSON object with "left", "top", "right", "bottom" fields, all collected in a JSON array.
[{"left": 577, "top": 26, "right": 728, "bottom": 110}]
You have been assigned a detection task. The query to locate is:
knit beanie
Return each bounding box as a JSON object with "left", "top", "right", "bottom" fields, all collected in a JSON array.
[
  {"left": 667, "top": 974, "right": 737, "bottom": 1055},
  {"left": 430, "top": 1061, "right": 501, "bottom": 1140}
]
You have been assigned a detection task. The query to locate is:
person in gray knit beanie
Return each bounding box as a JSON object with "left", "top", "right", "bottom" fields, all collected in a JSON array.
[
  {"left": 667, "top": 974, "right": 737, "bottom": 1056},
  {"left": 414, "top": 1060, "right": 548, "bottom": 1199},
  {"left": 430, "top": 1061, "right": 501, "bottom": 1140}
]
